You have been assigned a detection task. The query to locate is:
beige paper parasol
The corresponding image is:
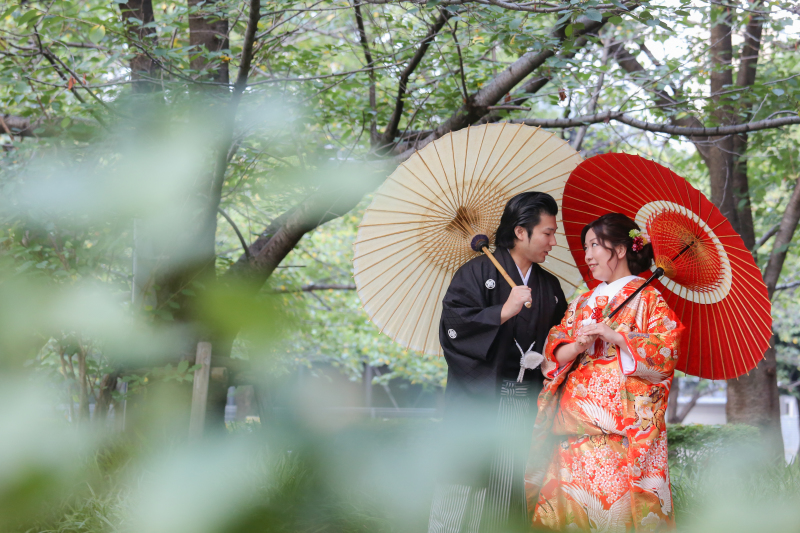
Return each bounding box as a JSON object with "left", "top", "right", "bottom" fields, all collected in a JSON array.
[{"left": 353, "top": 123, "right": 583, "bottom": 356}]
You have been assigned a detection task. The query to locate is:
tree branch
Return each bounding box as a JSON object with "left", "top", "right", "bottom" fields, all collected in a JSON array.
[
  {"left": 272, "top": 283, "right": 356, "bottom": 293},
  {"left": 753, "top": 222, "right": 780, "bottom": 252},
  {"left": 571, "top": 39, "right": 608, "bottom": 151},
  {"left": 353, "top": 1, "right": 377, "bottom": 142},
  {"left": 404, "top": 6, "right": 631, "bottom": 155},
  {"left": 218, "top": 208, "right": 251, "bottom": 260},
  {"left": 378, "top": 8, "right": 452, "bottom": 149},
  {"left": 763, "top": 176, "right": 800, "bottom": 299},
  {"left": 775, "top": 280, "right": 800, "bottom": 292},
  {"left": 514, "top": 112, "right": 800, "bottom": 135},
  {"left": 608, "top": 41, "right": 713, "bottom": 161}
]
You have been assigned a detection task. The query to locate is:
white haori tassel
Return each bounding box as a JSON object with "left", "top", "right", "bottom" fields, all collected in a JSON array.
[{"left": 516, "top": 340, "right": 544, "bottom": 382}]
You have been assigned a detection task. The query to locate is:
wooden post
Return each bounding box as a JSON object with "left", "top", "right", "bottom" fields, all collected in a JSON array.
[{"left": 189, "top": 342, "right": 212, "bottom": 439}]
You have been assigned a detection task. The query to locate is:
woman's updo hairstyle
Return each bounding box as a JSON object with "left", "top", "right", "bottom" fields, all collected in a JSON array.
[{"left": 580, "top": 213, "right": 654, "bottom": 276}]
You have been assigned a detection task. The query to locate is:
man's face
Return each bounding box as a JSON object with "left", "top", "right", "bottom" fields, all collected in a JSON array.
[{"left": 512, "top": 214, "right": 558, "bottom": 263}]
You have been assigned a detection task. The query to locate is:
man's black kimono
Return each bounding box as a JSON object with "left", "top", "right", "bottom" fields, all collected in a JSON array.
[
  {"left": 439, "top": 246, "right": 567, "bottom": 407},
  {"left": 428, "top": 246, "right": 567, "bottom": 533}
]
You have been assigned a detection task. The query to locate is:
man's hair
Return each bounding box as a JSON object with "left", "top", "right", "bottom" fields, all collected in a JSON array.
[{"left": 494, "top": 192, "right": 558, "bottom": 249}]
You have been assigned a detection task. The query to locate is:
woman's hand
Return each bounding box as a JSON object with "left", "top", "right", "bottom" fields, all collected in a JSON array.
[
  {"left": 554, "top": 333, "right": 599, "bottom": 366},
  {"left": 578, "top": 322, "right": 625, "bottom": 347}
]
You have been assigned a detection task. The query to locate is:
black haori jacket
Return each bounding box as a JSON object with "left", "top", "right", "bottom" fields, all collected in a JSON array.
[
  {"left": 439, "top": 246, "right": 568, "bottom": 409},
  {"left": 435, "top": 247, "right": 567, "bottom": 486}
]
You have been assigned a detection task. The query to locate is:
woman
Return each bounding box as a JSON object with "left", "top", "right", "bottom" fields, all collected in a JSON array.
[{"left": 525, "top": 213, "right": 683, "bottom": 532}]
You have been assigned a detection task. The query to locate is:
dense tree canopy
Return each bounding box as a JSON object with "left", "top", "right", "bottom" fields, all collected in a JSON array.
[{"left": 1, "top": 0, "right": 799, "bottom": 448}]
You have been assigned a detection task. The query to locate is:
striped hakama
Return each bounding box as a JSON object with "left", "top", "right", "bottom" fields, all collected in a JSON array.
[{"left": 428, "top": 380, "right": 535, "bottom": 533}]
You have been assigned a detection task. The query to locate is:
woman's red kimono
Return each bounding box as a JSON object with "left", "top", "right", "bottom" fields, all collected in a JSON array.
[{"left": 526, "top": 277, "right": 684, "bottom": 532}]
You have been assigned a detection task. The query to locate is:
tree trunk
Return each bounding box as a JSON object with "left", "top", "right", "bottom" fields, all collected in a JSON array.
[
  {"left": 188, "top": 0, "right": 230, "bottom": 84},
  {"left": 726, "top": 337, "right": 783, "bottom": 455},
  {"left": 706, "top": 7, "right": 738, "bottom": 227},
  {"left": 719, "top": 3, "right": 782, "bottom": 456},
  {"left": 119, "top": 0, "right": 158, "bottom": 92}
]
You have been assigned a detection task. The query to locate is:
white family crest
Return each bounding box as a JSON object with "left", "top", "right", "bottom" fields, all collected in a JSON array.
[
  {"left": 447, "top": 329, "right": 457, "bottom": 339},
  {"left": 485, "top": 279, "right": 496, "bottom": 289}
]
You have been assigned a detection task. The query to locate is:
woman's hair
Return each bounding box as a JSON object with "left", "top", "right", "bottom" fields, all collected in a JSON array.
[
  {"left": 495, "top": 192, "right": 558, "bottom": 249},
  {"left": 580, "top": 213, "right": 654, "bottom": 276}
]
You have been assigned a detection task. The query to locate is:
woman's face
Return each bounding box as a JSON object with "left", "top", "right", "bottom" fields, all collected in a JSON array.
[{"left": 584, "top": 228, "right": 623, "bottom": 283}]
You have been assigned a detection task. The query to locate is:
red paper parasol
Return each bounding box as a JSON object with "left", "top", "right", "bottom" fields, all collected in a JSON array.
[{"left": 562, "top": 153, "right": 772, "bottom": 380}]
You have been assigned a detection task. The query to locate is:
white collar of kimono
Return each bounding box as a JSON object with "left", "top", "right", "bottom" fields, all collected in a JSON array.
[
  {"left": 587, "top": 274, "right": 640, "bottom": 309},
  {"left": 516, "top": 264, "right": 532, "bottom": 285}
]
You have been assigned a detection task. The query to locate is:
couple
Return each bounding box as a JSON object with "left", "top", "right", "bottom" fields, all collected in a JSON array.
[{"left": 429, "top": 192, "right": 683, "bottom": 533}]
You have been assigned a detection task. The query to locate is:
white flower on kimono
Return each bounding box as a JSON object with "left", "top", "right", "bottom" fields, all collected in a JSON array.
[
  {"left": 574, "top": 383, "right": 588, "bottom": 398},
  {"left": 637, "top": 347, "right": 647, "bottom": 358},
  {"left": 662, "top": 317, "right": 677, "bottom": 331},
  {"left": 629, "top": 463, "right": 641, "bottom": 477},
  {"left": 559, "top": 467, "right": 573, "bottom": 482},
  {"left": 565, "top": 524, "right": 582, "bottom": 531},
  {"left": 659, "top": 347, "right": 671, "bottom": 358},
  {"left": 641, "top": 511, "right": 667, "bottom": 531}
]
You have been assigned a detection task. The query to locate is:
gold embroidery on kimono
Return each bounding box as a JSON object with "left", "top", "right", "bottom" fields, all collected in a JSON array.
[{"left": 526, "top": 277, "right": 684, "bottom": 532}]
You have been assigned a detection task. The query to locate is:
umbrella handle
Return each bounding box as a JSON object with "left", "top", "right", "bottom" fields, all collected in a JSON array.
[{"left": 482, "top": 247, "right": 532, "bottom": 309}]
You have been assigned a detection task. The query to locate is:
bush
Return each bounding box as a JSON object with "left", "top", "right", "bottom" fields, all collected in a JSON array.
[{"left": 667, "top": 423, "right": 760, "bottom": 473}]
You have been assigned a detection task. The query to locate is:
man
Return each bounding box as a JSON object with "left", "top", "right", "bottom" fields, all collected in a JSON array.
[{"left": 428, "top": 192, "right": 568, "bottom": 533}]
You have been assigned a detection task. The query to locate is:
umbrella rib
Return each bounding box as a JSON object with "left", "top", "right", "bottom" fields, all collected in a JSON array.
[
  {"left": 403, "top": 157, "right": 459, "bottom": 216},
  {"left": 566, "top": 171, "right": 643, "bottom": 215},
  {"left": 353, "top": 226, "right": 418, "bottom": 246},
  {"left": 416, "top": 146, "right": 461, "bottom": 215},
  {"left": 470, "top": 124, "right": 555, "bottom": 212},
  {"left": 715, "top": 291, "right": 750, "bottom": 378},
  {"left": 576, "top": 162, "right": 646, "bottom": 213},
  {"left": 354, "top": 227, "right": 446, "bottom": 260},
  {"left": 401, "top": 263, "right": 445, "bottom": 353},
  {"left": 501, "top": 143, "right": 573, "bottom": 193},
  {"left": 432, "top": 135, "right": 459, "bottom": 210},
  {"left": 463, "top": 125, "right": 488, "bottom": 207},
  {"left": 727, "top": 268, "right": 773, "bottom": 320},
  {"left": 356, "top": 245, "right": 422, "bottom": 284},
  {"left": 722, "top": 287, "right": 767, "bottom": 376},
  {"left": 371, "top": 254, "right": 434, "bottom": 334},
  {"left": 465, "top": 123, "right": 500, "bottom": 208},
  {"left": 464, "top": 123, "right": 520, "bottom": 210},
  {"left": 359, "top": 254, "right": 429, "bottom": 311},
  {"left": 682, "top": 282, "right": 698, "bottom": 377},
  {"left": 543, "top": 267, "right": 582, "bottom": 289},
  {"left": 364, "top": 208, "right": 446, "bottom": 221},
  {"left": 477, "top": 122, "right": 523, "bottom": 192},
  {"left": 460, "top": 127, "right": 471, "bottom": 207},
  {"left": 587, "top": 160, "right": 655, "bottom": 213},
  {"left": 450, "top": 130, "right": 463, "bottom": 207},
  {"left": 480, "top": 126, "right": 549, "bottom": 197},
  {"left": 645, "top": 159, "right": 680, "bottom": 208},
  {"left": 418, "top": 269, "right": 448, "bottom": 357},
  {"left": 725, "top": 277, "right": 773, "bottom": 338},
  {"left": 703, "top": 290, "right": 728, "bottom": 378},
  {"left": 385, "top": 175, "right": 454, "bottom": 219},
  {"left": 374, "top": 190, "right": 452, "bottom": 220}
]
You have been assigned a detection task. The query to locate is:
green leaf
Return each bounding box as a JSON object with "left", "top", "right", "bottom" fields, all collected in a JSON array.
[
  {"left": 17, "top": 10, "right": 40, "bottom": 26},
  {"left": 565, "top": 24, "right": 574, "bottom": 37},
  {"left": 177, "top": 360, "right": 189, "bottom": 374},
  {"left": 772, "top": 88, "right": 785, "bottom": 96},
  {"left": 584, "top": 9, "right": 603, "bottom": 22},
  {"left": 88, "top": 24, "right": 105, "bottom": 44},
  {"left": 609, "top": 15, "right": 623, "bottom": 24}
]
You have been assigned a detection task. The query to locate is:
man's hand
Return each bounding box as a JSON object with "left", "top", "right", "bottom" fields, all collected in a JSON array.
[{"left": 500, "top": 285, "right": 532, "bottom": 324}]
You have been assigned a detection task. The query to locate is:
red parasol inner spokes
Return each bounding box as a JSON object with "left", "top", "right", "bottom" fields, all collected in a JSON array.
[{"left": 646, "top": 210, "right": 723, "bottom": 293}]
